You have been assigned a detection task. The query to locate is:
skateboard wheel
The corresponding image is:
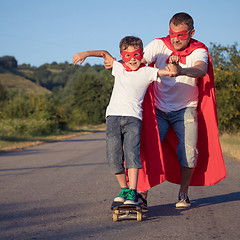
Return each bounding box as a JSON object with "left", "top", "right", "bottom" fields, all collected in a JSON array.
[
  {"left": 113, "top": 213, "right": 118, "bottom": 222},
  {"left": 137, "top": 212, "right": 142, "bottom": 221}
]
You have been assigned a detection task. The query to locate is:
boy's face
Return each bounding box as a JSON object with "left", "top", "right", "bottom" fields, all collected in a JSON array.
[{"left": 120, "top": 46, "right": 143, "bottom": 71}]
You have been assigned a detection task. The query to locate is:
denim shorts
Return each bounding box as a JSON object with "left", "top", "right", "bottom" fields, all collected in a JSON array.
[
  {"left": 106, "top": 116, "right": 142, "bottom": 174},
  {"left": 156, "top": 107, "right": 198, "bottom": 168}
]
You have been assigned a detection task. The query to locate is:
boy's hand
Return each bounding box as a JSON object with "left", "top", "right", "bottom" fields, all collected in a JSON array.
[
  {"left": 72, "top": 52, "right": 87, "bottom": 65},
  {"left": 166, "top": 63, "right": 180, "bottom": 77},
  {"left": 103, "top": 53, "right": 114, "bottom": 69}
]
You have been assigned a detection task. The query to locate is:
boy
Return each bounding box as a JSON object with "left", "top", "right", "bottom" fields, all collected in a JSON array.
[{"left": 72, "top": 36, "right": 178, "bottom": 205}]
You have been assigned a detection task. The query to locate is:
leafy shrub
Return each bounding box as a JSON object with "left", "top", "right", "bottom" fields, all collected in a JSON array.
[
  {"left": 0, "top": 119, "right": 59, "bottom": 137},
  {"left": 210, "top": 42, "right": 240, "bottom": 133}
]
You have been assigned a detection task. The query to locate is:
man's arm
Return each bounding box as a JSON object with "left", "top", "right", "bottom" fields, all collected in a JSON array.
[
  {"left": 73, "top": 50, "right": 114, "bottom": 66},
  {"left": 179, "top": 60, "right": 207, "bottom": 78},
  {"left": 167, "top": 60, "right": 207, "bottom": 78}
]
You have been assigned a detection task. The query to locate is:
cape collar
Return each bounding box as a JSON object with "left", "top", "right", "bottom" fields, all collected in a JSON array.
[
  {"left": 159, "top": 35, "right": 207, "bottom": 64},
  {"left": 122, "top": 62, "right": 146, "bottom": 72}
]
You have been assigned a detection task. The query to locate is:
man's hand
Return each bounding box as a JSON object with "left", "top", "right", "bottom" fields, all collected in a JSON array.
[
  {"left": 167, "top": 55, "right": 207, "bottom": 78},
  {"left": 169, "top": 55, "right": 179, "bottom": 64},
  {"left": 166, "top": 56, "right": 180, "bottom": 77}
]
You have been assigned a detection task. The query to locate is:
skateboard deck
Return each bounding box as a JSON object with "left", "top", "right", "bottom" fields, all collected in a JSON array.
[{"left": 111, "top": 202, "right": 142, "bottom": 222}]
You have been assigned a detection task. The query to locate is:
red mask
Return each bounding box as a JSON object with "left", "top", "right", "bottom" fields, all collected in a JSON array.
[
  {"left": 169, "top": 28, "right": 190, "bottom": 40},
  {"left": 121, "top": 49, "right": 143, "bottom": 63}
]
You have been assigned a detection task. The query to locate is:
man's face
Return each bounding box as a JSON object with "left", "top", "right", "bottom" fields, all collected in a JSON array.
[{"left": 169, "top": 22, "right": 195, "bottom": 51}]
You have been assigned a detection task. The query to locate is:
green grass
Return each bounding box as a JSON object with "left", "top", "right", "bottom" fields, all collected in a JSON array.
[
  {"left": 0, "top": 124, "right": 106, "bottom": 152},
  {"left": 0, "top": 73, "right": 51, "bottom": 94},
  {"left": 1, "top": 124, "right": 239, "bottom": 163},
  {"left": 219, "top": 132, "right": 240, "bottom": 162}
]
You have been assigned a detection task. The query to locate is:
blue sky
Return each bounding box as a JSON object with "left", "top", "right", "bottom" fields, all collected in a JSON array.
[{"left": 1, "top": 0, "right": 239, "bottom": 67}]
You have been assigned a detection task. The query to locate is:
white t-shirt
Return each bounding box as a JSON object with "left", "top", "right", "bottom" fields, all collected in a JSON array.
[
  {"left": 144, "top": 39, "right": 209, "bottom": 112},
  {"left": 106, "top": 61, "right": 159, "bottom": 120}
]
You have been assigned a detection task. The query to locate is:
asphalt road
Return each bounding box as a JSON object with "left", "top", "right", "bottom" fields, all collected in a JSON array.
[{"left": 0, "top": 131, "right": 239, "bottom": 240}]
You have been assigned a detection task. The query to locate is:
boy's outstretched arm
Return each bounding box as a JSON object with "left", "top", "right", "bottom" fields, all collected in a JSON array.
[
  {"left": 157, "top": 64, "right": 179, "bottom": 77},
  {"left": 72, "top": 50, "right": 114, "bottom": 65}
]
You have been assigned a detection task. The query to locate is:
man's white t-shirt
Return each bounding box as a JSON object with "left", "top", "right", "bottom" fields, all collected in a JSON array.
[
  {"left": 144, "top": 39, "right": 209, "bottom": 112},
  {"left": 106, "top": 61, "right": 159, "bottom": 120}
]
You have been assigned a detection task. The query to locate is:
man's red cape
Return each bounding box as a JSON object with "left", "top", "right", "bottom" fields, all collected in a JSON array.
[{"left": 137, "top": 36, "right": 226, "bottom": 191}]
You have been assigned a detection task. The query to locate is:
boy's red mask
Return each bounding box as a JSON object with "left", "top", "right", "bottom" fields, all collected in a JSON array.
[
  {"left": 121, "top": 49, "right": 143, "bottom": 63},
  {"left": 169, "top": 28, "right": 190, "bottom": 40}
]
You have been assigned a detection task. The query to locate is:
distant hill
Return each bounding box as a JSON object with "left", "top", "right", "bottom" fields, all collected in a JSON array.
[{"left": 0, "top": 72, "right": 51, "bottom": 94}]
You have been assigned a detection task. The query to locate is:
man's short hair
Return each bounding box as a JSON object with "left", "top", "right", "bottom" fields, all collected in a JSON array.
[
  {"left": 169, "top": 12, "right": 194, "bottom": 30},
  {"left": 119, "top": 36, "right": 143, "bottom": 53}
]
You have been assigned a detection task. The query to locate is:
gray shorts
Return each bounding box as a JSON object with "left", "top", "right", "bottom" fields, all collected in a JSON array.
[
  {"left": 106, "top": 116, "right": 142, "bottom": 174},
  {"left": 156, "top": 107, "right": 198, "bottom": 168}
]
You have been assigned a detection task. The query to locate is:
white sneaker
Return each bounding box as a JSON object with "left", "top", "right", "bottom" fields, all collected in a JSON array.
[{"left": 176, "top": 193, "right": 191, "bottom": 208}]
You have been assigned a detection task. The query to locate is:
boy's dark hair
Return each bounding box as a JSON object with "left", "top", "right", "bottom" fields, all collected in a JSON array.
[
  {"left": 169, "top": 12, "right": 194, "bottom": 30},
  {"left": 119, "top": 36, "right": 143, "bottom": 53}
]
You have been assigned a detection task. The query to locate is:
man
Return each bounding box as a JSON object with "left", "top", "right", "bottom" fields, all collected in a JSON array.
[
  {"left": 104, "top": 12, "right": 226, "bottom": 209},
  {"left": 137, "top": 12, "right": 226, "bottom": 208}
]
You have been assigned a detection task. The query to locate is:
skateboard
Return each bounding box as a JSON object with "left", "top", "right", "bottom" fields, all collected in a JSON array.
[{"left": 111, "top": 202, "right": 142, "bottom": 222}]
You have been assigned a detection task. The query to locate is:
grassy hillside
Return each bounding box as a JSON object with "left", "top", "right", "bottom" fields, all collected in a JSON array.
[{"left": 0, "top": 73, "right": 51, "bottom": 94}]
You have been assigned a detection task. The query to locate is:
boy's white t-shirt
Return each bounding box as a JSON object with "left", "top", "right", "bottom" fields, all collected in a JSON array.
[
  {"left": 144, "top": 39, "right": 209, "bottom": 112},
  {"left": 106, "top": 61, "right": 159, "bottom": 120}
]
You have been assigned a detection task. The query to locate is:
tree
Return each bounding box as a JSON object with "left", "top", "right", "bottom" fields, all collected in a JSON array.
[
  {"left": 0, "top": 56, "right": 17, "bottom": 69},
  {"left": 209, "top": 43, "right": 240, "bottom": 133},
  {"left": 69, "top": 70, "right": 113, "bottom": 125}
]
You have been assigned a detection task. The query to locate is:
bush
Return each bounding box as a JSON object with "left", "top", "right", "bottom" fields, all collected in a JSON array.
[
  {"left": 0, "top": 119, "right": 59, "bottom": 137},
  {"left": 214, "top": 69, "right": 240, "bottom": 133},
  {"left": 68, "top": 71, "right": 113, "bottom": 125},
  {"left": 210, "top": 42, "right": 240, "bottom": 133},
  {"left": 1, "top": 93, "right": 68, "bottom": 134}
]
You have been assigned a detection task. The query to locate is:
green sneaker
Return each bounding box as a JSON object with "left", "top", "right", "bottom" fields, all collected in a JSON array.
[
  {"left": 124, "top": 189, "right": 138, "bottom": 205},
  {"left": 114, "top": 188, "right": 129, "bottom": 203}
]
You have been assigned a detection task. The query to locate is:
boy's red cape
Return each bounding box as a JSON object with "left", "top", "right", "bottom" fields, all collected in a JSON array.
[{"left": 137, "top": 36, "right": 226, "bottom": 191}]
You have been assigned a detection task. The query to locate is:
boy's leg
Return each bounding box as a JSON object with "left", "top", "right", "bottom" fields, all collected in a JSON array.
[
  {"left": 115, "top": 171, "right": 128, "bottom": 189},
  {"left": 128, "top": 168, "right": 139, "bottom": 190},
  {"left": 123, "top": 117, "right": 142, "bottom": 204},
  {"left": 106, "top": 116, "right": 125, "bottom": 175},
  {"left": 123, "top": 116, "right": 142, "bottom": 188},
  {"left": 120, "top": 168, "right": 139, "bottom": 205},
  {"left": 106, "top": 117, "right": 128, "bottom": 202}
]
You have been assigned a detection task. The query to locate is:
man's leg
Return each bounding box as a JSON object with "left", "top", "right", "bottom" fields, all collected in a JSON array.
[
  {"left": 179, "top": 167, "right": 194, "bottom": 195},
  {"left": 172, "top": 107, "right": 198, "bottom": 208},
  {"left": 176, "top": 167, "right": 193, "bottom": 208}
]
